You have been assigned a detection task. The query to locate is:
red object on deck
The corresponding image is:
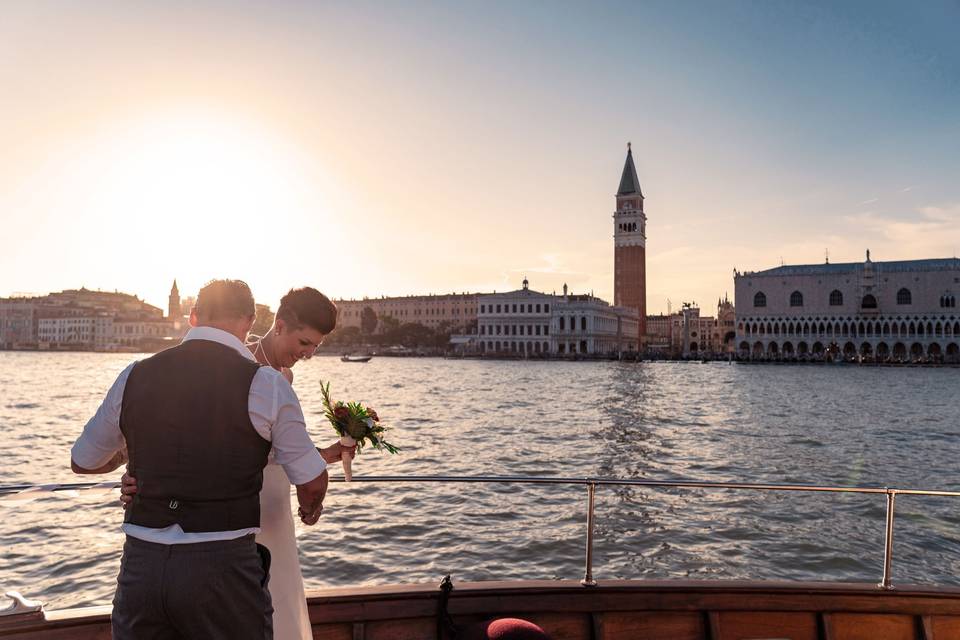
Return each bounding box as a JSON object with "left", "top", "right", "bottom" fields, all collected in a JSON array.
[{"left": 463, "top": 617, "right": 552, "bottom": 640}]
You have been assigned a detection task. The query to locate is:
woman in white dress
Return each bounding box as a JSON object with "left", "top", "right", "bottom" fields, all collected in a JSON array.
[
  {"left": 122, "top": 287, "right": 352, "bottom": 640},
  {"left": 247, "top": 287, "right": 353, "bottom": 640}
]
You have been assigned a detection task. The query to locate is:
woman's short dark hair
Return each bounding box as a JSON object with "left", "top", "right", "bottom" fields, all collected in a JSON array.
[
  {"left": 194, "top": 279, "right": 256, "bottom": 322},
  {"left": 277, "top": 287, "right": 338, "bottom": 334}
]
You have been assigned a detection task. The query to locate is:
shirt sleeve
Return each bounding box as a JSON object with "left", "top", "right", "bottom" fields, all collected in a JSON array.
[
  {"left": 248, "top": 368, "right": 327, "bottom": 485},
  {"left": 71, "top": 362, "right": 136, "bottom": 470}
]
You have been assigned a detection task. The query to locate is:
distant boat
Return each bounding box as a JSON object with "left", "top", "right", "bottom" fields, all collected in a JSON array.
[{"left": 341, "top": 354, "right": 372, "bottom": 363}]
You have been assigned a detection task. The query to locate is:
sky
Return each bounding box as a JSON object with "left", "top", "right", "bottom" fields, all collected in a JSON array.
[{"left": 1, "top": 0, "right": 958, "bottom": 314}]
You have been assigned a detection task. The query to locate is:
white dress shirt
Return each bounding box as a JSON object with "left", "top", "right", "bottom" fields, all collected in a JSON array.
[{"left": 71, "top": 326, "right": 326, "bottom": 544}]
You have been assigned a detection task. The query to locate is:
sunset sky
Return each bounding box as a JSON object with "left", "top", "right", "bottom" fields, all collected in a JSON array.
[{"left": 1, "top": 1, "right": 958, "bottom": 314}]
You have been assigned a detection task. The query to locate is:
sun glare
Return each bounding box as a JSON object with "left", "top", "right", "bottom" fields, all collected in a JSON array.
[
  {"left": 98, "top": 114, "right": 309, "bottom": 237},
  {"left": 56, "top": 109, "right": 351, "bottom": 304}
]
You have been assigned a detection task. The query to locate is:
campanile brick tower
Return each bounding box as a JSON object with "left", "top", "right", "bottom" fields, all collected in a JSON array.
[
  {"left": 613, "top": 143, "right": 647, "bottom": 344},
  {"left": 168, "top": 279, "right": 181, "bottom": 320}
]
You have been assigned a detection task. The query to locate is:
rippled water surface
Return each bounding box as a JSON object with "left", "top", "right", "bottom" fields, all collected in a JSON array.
[{"left": 3, "top": 352, "right": 960, "bottom": 609}]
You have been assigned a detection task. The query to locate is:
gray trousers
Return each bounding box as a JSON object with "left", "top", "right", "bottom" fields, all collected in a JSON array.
[{"left": 112, "top": 534, "right": 273, "bottom": 640}]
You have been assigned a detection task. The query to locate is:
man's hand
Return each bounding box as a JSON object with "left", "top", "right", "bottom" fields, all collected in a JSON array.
[
  {"left": 119, "top": 471, "right": 138, "bottom": 510},
  {"left": 318, "top": 440, "right": 357, "bottom": 464},
  {"left": 295, "top": 470, "right": 328, "bottom": 525}
]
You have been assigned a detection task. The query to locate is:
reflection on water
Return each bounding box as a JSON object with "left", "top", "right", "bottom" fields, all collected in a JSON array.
[{"left": 2, "top": 352, "right": 960, "bottom": 609}]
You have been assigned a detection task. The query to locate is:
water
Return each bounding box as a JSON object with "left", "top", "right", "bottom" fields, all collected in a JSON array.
[{"left": 2, "top": 352, "right": 960, "bottom": 610}]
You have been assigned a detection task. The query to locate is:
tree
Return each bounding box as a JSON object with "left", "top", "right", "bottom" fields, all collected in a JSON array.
[
  {"left": 324, "top": 325, "right": 362, "bottom": 346},
  {"left": 396, "top": 322, "right": 434, "bottom": 347},
  {"left": 375, "top": 315, "right": 401, "bottom": 346},
  {"left": 252, "top": 304, "right": 275, "bottom": 338},
  {"left": 360, "top": 306, "right": 378, "bottom": 336},
  {"left": 433, "top": 320, "right": 457, "bottom": 349}
]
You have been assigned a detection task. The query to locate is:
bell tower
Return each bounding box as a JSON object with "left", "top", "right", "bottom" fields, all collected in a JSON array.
[
  {"left": 613, "top": 143, "right": 647, "bottom": 342},
  {"left": 168, "top": 279, "right": 181, "bottom": 319}
]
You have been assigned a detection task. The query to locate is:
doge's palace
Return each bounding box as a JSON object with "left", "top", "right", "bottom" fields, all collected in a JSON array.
[{"left": 734, "top": 252, "right": 960, "bottom": 362}]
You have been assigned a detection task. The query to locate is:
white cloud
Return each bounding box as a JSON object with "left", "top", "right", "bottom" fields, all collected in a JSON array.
[{"left": 839, "top": 203, "right": 960, "bottom": 259}]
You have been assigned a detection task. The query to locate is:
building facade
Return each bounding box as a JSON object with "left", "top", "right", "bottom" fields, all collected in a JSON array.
[
  {"left": 0, "top": 298, "right": 39, "bottom": 348},
  {"left": 644, "top": 296, "right": 736, "bottom": 358},
  {"left": 1, "top": 287, "right": 174, "bottom": 351},
  {"left": 335, "top": 293, "right": 478, "bottom": 334},
  {"left": 37, "top": 315, "right": 114, "bottom": 350},
  {"left": 477, "top": 279, "right": 639, "bottom": 356},
  {"left": 734, "top": 253, "right": 960, "bottom": 362},
  {"left": 613, "top": 143, "right": 647, "bottom": 342}
]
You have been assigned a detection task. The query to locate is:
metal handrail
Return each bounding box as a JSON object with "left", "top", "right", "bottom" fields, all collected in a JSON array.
[{"left": 3, "top": 475, "right": 960, "bottom": 589}]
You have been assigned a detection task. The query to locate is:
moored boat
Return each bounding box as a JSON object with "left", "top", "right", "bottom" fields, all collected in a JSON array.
[{"left": 340, "top": 354, "right": 373, "bottom": 363}]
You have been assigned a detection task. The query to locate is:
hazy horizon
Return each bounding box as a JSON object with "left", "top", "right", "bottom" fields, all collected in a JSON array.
[{"left": 2, "top": 1, "right": 958, "bottom": 313}]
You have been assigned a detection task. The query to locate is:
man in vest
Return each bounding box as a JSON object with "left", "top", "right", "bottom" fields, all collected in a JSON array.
[{"left": 71, "top": 279, "right": 330, "bottom": 639}]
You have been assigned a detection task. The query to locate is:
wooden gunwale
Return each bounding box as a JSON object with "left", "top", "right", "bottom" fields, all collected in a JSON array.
[{"left": 304, "top": 580, "right": 960, "bottom": 622}]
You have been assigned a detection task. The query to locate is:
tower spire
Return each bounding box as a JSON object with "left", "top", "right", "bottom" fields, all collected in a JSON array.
[{"left": 617, "top": 142, "right": 643, "bottom": 197}]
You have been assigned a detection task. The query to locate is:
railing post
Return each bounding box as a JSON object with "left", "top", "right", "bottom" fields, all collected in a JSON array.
[
  {"left": 879, "top": 490, "right": 896, "bottom": 590},
  {"left": 581, "top": 482, "right": 597, "bottom": 587}
]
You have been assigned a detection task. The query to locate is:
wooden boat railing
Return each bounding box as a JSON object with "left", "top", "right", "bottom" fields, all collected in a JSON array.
[{"left": 3, "top": 473, "right": 960, "bottom": 596}]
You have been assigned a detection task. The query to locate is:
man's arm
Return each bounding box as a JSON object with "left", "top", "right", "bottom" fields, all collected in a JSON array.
[
  {"left": 72, "top": 448, "right": 128, "bottom": 474},
  {"left": 71, "top": 363, "right": 135, "bottom": 474},
  {"left": 295, "top": 469, "right": 329, "bottom": 525}
]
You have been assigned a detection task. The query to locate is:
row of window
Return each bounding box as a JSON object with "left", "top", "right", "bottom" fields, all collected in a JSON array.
[
  {"left": 343, "top": 308, "right": 475, "bottom": 318},
  {"left": 740, "top": 319, "right": 960, "bottom": 338},
  {"left": 739, "top": 341, "right": 960, "bottom": 358},
  {"left": 559, "top": 316, "right": 588, "bottom": 331},
  {"left": 483, "top": 341, "right": 551, "bottom": 353},
  {"left": 754, "top": 288, "right": 942, "bottom": 308},
  {"left": 480, "top": 341, "right": 600, "bottom": 354},
  {"left": 480, "top": 324, "right": 550, "bottom": 336},
  {"left": 618, "top": 222, "right": 639, "bottom": 232},
  {"left": 481, "top": 303, "right": 550, "bottom": 314}
]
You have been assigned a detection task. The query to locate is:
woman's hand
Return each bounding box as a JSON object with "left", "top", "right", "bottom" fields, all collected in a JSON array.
[
  {"left": 318, "top": 440, "right": 356, "bottom": 464},
  {"left": 119, "top": 471, "right": 138, "bottom": 510}
]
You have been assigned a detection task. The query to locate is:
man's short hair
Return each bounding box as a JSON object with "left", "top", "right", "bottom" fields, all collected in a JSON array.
[
  {"left": 194, "top": 279, "right": 256, "bottom": 322},
  {"left": 277, "top": 287, "right": 338, "bottom": 334}
]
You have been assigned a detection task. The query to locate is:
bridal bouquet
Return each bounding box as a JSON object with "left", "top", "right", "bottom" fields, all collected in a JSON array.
[{"left": 319, "top": 380, "right": 399, "bottom": 481}]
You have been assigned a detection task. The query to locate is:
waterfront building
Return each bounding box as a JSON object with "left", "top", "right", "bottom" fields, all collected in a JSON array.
[
  {"left": 477, "top": 279, "right": 639, "bottom": 356},
  {"left": 645, "top": 312, "right": 679, "bottom": 354},
  {"left": 734, "top": 252, "right": 960, "bottom": 362},
  {"left": 111, "top": 318, "right": 178, "bottom": 349},
  {"left": 37, "top": 315, "right": 114, "bottom": 350},
  {"left": 714, "top": 296, "right": 737, "bottom": 353},
  {"left": 644, "top": 296, "right": 736, "bottom": 358},
  {"left": 0, "top": 297, "right": 40, "bottom": 348},
  {"left": 613, "top": 143, "right": 647, "bottom": 343},
  {"left": 1, "top": 287, "right": 174, "bottom": 351},
  {"left": 335, "top": 293, "right": 478, "bottom": 334}
]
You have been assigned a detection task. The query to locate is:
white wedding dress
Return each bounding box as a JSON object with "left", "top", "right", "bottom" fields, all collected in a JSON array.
[{"left": 256, "top": 461, "right": 313, "bottom": 640}]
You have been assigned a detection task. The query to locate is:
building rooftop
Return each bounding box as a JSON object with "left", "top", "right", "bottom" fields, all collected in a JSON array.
[{"left": 742, "top": 257, "right": 960, "bottom": 278}]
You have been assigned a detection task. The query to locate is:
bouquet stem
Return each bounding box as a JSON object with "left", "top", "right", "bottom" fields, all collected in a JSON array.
[{"left": 339, "top": 435, "right": 357, "bottom": 481}]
